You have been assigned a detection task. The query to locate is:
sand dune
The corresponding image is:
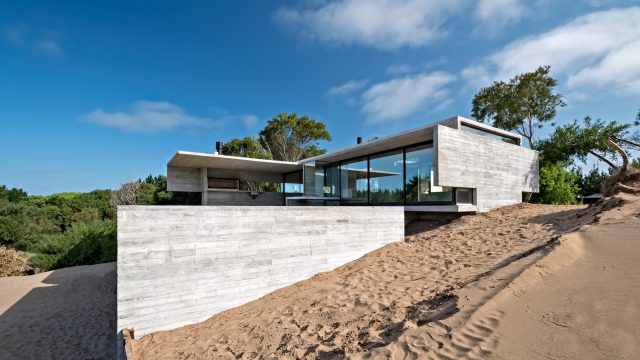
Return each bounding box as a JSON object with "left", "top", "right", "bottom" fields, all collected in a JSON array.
[
  {"left": 0, "top": 262, "right": 116, "bottom": 360},
  {"left": 3, "top": 195, "right": 635, "bottom": 359},
  {"left": 363, "top": 195, "right": 640, "bottom": 359},
  {"left": 132, "top": 198, "right": 631, "bottom": 359}
]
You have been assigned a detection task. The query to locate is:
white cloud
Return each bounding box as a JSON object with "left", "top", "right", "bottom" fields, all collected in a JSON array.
[
  {"left": 361, "top": 71, "right": 456, "bottom": 123},
  {"left": 37, "top": 40, "right": 62, "bottom": 56},
  {"left": 3, "top": 24, "right": 29, "bottom": 44},
  {"left": 327, "top": 79, "right": 369, "bottom": 96},
  {"left": 463, "top": 6, "right": 640, "bottom": 96},
  {"left": 240, "top": 114, "right": 260, "bottom": 129},
  {"left": 3, "top": 23, "right": 63, "bottom": 56},
  {"left": 386, "top": 64, "right": 413, "bottom": 76},
  {"left": 84, "top": 101, "right": 225, "bottom": 133},
  {"left": 275, "top": 0, "right": 465, "bottom": 50},
  {"left": 473, "top": 0, "right": 529, "bottom": 34}
]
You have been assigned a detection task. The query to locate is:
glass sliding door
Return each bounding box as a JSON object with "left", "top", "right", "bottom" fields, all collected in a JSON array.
[
  {"left": 324, "top": 163, "right": 340, "bottom": 197},
  {"left": 340, "top": 158, "right": 368, "bottom": 204},
  {"left": 405, "top": 144, "right": 453, "bottom": 203},
  {"left": 369, "top": 150, "right": 404, "bottom": 203}
]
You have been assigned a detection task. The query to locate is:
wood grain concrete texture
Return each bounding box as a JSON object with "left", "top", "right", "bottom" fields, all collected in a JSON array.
[
  {"left": 167, "top": 166, "right": 201, "bottom": 192},
  {"left": 204, "top": 191, "right": 283, "bottom": 205},
  {"left": 117, "top": 206, "right": 404, "bottom": 337},
  {"left": 436, "top": 125, "right": 539, "bottom": 212}
]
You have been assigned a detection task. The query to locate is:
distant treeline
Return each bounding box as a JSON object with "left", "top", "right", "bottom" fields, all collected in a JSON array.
[{"left": 0, "top": 175, "right": 199, "bottom": 273}]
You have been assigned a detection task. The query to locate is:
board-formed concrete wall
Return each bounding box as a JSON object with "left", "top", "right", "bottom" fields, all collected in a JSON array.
[
  {"left": 204, "top": 191, "right": 283, "bottom": 205},
  {"left": 117, "top": 206, "right": 404, "bottom": 338},
  {"left": 435, "top": 125, "right": 539, "bottom": 212}
]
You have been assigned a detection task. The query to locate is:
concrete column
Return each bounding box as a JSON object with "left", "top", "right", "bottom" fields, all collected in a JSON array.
[{"left": 200, "top": 167, "right": 208, "bottom": 205}]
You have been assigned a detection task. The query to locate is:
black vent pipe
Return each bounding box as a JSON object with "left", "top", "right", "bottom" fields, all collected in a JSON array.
[
  {"left": 216, "top": 141, "right": 223, "bottom": 154},
  {"left": 357, "top": 137, "right": 362, "bottom": 144}
]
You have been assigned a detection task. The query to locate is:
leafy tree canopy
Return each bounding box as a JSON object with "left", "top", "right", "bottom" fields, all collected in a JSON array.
[
  {"left": 573, "top": 167, "right": 608, "bottom": 195},
  {"left": 537, "top": 116, "right": 631, "bottom": 169},
  {"left": 259, "top": 112, "right": 331, "bottom": 162},
  {"left": 472, "top": 65, "right": 565, "bottom": 149},
  {"left": 533, "top": 162, "right": 580, "bottom": 205},
  {"left": 222, "top": 136, "right": 272, "bottom": 160}
]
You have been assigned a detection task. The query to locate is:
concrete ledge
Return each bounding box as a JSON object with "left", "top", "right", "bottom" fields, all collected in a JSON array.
[{"left": 404, "top": 204, "right": 478, "bottom": 213}]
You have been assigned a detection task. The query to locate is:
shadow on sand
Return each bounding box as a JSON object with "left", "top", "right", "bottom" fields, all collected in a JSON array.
[{"left": 0, "top": 262, "right": 116, "bottom": 360}]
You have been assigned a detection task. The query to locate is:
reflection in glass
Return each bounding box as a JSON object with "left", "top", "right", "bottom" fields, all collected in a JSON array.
[
  {"left": 283, "top": 171, "right": 303, "bottom": 195},
  {"left": 324, "top": 164, "right": 340, "bottom": 197},
  {"left": 405, "top": 144, "right": 452, "bottom": 203},
  {"left": 340, "top": 158, "right": 368, "bottom": 203},
  {"left": 369, "top": 150, "right": 404, "bottom": 203}
]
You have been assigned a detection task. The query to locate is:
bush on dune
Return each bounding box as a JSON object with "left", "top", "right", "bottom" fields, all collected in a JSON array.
[
  {"left": 534, "top": 162, "right": 581, "bottom": 205},
  {"left": 29, "top": 220, "right": 116, "bottom": 272},
  {"left": 0, "top": 246, "right": 30, "bottom": 277}
]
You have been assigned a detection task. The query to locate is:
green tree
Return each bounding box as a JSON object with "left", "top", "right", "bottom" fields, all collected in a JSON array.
[
  {"left": 259, "top": 112, "right": 331, "bottom": 161},
  {"left": 222, "top": 136, "right": 271, "bottom": 160},
  {"left": 0, "top": 186, "right": 28, "bottom": 202},
  {"left": 472, "top": 65, "right": 565, "bottom": 149},
  {"left": 537, "top": 116, "right": 631, "bottom": 169},
  {"left": 534, "top": 162, "right": 580, "bottom": 205},
  {"left": 573, "top": 167, "right": 608, "bottom": 195}
]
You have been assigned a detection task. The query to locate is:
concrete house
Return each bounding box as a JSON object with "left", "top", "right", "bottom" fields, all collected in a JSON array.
[
  {"left": 166, "top": 116, "right": 539, "bottom": 213},
  {"left": 117, "top": 116, "right": 539, "bottom": 346}
]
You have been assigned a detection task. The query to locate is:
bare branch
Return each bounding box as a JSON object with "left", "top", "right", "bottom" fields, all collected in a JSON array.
[
  {"left": 588, "top": 150, "right": 617, "bottom": 169},
  {"left": 613, "top": 136, "right": 640, "bottom": 149}
]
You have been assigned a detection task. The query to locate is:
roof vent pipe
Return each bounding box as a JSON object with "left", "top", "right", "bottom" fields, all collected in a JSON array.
[
  {"left": 215, "top": 141, "right": 223, "bottom": 155},
  {"left": 357, "top": 136, "right": 362, "bottom": 144}
]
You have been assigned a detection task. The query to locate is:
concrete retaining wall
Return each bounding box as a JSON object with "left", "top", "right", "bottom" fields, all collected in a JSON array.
[
  {"left": 117, "top": 206, "right": 404, "bottom": 338},
  {"left": 205, "top": 191, "right": 283, "bottom": 205}
]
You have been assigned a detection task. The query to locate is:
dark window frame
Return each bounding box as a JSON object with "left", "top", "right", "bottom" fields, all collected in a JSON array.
[{"left": 329, "top": 140, "right": 456, "bottom": 206}]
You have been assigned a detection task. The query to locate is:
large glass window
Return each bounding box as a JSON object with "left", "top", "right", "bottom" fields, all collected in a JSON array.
[
  {"left": 405, "top": 144, "right": 453, "bottom": 203},
  {"left": 324, "top": 163, "right": 340, "bottom": 197},
  {"left": 340, "top": 158, "right": 368, "bottom": 204},
  {"left": 369, "top": 150, "right": 404, "bottom": 203},
  {"left": 283, "top": 171, "right": 303, "bottom": 195}
]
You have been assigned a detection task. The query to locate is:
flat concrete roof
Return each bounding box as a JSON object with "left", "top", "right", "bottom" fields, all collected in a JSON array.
[
  {"left": 168, "top": 116, "right": 522, "bottom": 172},
  {"left": 168, "top": 151, "right": 302, "bottom": 173},
  {"left": 303, "top": 118, "right": 444, "bottom": 164}
]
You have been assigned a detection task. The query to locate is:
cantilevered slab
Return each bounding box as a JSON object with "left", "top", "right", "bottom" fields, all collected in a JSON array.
[
  {"left": 168, "top": 151, "right": 302, "bottom": 173},
  {"left": 167, "top": 151, "right": 302, "bottom": 192}
]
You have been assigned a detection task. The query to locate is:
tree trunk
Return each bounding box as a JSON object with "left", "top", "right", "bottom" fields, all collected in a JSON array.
[
  {"left": 525, "top": 135, "right": 534, "bottom": 149},
  {"left": 607, "top": 139, "right": 628, "bottom": 173}
]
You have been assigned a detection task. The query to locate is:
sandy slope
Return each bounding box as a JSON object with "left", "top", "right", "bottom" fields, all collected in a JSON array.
[
  {"left": 363, "top": 194, "right": 640, "bottom": 359},
  {"left": 483, "top": 194, "right": 640, "bottom": 359},
  {"left": 132, "top": 200, "right": 619, "bottom": 359},
  {"left": 0, "top": 262, "right": 116, "bottom": 360}
]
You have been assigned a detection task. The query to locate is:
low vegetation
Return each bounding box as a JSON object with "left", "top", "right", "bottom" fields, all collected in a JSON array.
[
  {"left": 0, "top": 246, "right": 29, "bottom": 277},
  {"left": 0, "top": 176, "right": 198, "bottom": 275}
]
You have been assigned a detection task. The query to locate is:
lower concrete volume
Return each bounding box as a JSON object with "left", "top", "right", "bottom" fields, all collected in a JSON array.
[{"left": 117, "top": 206, "right": 404, "bottom": 338}]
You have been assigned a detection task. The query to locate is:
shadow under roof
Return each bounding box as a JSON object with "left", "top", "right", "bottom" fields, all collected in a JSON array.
[{"left": 168, "top": 151, "right": 302, "bottom": 173}]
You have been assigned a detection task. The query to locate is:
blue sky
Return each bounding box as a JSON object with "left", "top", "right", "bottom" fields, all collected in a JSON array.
[{"left": 1, "top": 0, "right": 639, "bottom": 194}]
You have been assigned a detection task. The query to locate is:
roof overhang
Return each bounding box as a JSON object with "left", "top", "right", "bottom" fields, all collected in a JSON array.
[
  {"left": 168, "top": 151, "right": 302, "bottom": 173},
  {"left": 304, "top": 119, "right": 445, "bottom": 164}
]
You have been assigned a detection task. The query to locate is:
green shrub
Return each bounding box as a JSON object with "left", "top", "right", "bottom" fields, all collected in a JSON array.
[
  {"left": 29, "top": 220, "right": 116, "bottom": 272},
  {"left": 534, "top": 162, "right": 581, "bottom": 205}
]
